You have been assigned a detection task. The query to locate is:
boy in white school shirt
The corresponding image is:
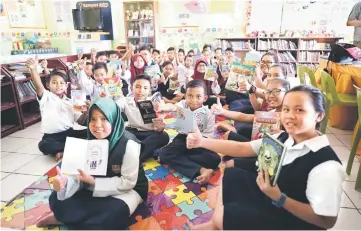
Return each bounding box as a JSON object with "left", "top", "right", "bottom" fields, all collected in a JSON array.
[
  {"left": 116, "top": 74, "right": 169, "bottom": 161},
  {"left": 26, "top": 58, "right": 88, "bottom": 161}
]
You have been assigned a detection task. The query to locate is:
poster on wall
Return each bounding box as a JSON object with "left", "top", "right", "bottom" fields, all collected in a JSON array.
[
  {"left": 76, "top": 1, "right": 113, "bottom": 40},
  {"left": 4, "top": 0, "right": 47, "bottom": 29},
  {"left": 53, "top": 0, "right": 72, "bottom": 24}
]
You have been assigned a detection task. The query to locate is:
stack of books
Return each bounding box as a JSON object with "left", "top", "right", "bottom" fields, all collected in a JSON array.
[{"left": 258, "top": 39, "right": 297, "bottom": 50}]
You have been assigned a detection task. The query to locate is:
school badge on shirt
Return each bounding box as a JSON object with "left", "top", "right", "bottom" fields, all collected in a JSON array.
[{"left": 112, "top": 165, "right": 121, "bottom": 173}]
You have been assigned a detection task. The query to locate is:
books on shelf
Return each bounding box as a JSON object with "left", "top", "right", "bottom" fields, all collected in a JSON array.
[
  {"left": 299, "top": 51, "right": 329, "bottom": 62},
  {"left": 15, "top": 81, "right": 36, "bottom": 100},
  {"left": 229, "top": 40, "right": 255, "bottom": 50},
  {"left": 62, "top": 137, "right": 109, "bottom": 176},
  {"left": 283, "top": 63, "right": 296, "bottom": 77},
  {"left": 256, "top": 133, "right": 287, "bottom": 186},
  {"left": 258, "top": 39, "right": 297, "bottom": 50},
  {"left": 299, "top": 40, "right": 331, "bottom": 50}
]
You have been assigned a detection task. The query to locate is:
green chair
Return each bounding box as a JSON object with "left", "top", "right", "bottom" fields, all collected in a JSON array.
[
  {"left": 346, "top": 85, "right": 361, "bottom": 192},
  {"left": 297, "top": 65, "right": 319, "bottom": 89},
  {"left": 319, "top": 71, "right": 357, "bottom": 134}
]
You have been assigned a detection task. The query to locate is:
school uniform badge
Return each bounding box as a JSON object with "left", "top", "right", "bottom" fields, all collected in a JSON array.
[{"left": 112, "top": 165, "right": 121, "bottom": 173}]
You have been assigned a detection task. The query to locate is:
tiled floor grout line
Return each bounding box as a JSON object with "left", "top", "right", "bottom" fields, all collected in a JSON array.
[{"left": 343, "top": 190, "right": 360, "bottom": 210}]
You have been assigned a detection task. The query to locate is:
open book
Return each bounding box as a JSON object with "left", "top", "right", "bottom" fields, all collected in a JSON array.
[
  {"left": 256, "top": 133, "right": 287, "bottom": 186},
  {"left": 62, "top": 137, "right": 109, "bottom": 176},
  {"left": 251, "top": 111, "right": 281, "bottom": 140},
  {"left": 175, "top": 106, "right": 207, "bottom": 134}
]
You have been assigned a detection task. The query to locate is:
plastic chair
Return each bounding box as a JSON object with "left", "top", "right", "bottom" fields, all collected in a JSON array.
[
  {"left": 297, "top": 65, "right": 319, "bottom": 89},
  {"left": 346, "top": 85, "right": 361, "bottom": 192},
  {"left": 319, "top": 71, "right": 357, "bottom": 134}
]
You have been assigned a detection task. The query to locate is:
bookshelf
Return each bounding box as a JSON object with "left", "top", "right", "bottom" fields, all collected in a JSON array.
[
  {"left": 1, "top": 67, "right": 22, "bottom": 137},
  {"left": 123, "top": 1, "right": 156, "bottom": 50},
  {"left": 218, "top": 36, "right": 343, "bottom": 75}
]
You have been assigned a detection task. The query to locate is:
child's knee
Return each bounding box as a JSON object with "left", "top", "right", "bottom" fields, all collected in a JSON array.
[
  {"left": 223, "top": 131, "right": 230, "bottom": 140},
  {"left": 225, "top": 159, "right": 234, "bottom": 168}
]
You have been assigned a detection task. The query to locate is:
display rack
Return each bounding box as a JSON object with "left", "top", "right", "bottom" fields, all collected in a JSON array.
[{"left": 123, "top": 1, "right": 156, "bottom": 50}]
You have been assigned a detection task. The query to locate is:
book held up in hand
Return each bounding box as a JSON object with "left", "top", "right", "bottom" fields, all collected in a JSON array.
[
  {"left": 71, "top": 90, "right": 87, "bottom": 111},
  {"left": 225, "top": 62, "right": 255, "bottom": 92},
  {"left": 175, "top": 106, "right": 207, "bottom": 134},
  {"left": 145, "top": 65, "right": 160, "bottom": 91},
  {"left": 61, "top": 137, "right": 109, "bottom": 176},
  {"left": 103, "top": 76, "right": 123, "bottom": 97},
  {"left": 251, "top": 111, "right": 281, "bottom": 140},
  {"left": 204, "top": 64, "right": 217, "bottom": 81},
  {"left": 137, "top": 100, "right": 157, "bottom": 124},
  {"left": 256, "top": 133, "right": 287, "bottom": 186}
]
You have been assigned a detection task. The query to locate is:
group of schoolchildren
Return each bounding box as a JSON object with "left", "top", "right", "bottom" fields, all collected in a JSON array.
[{"left": 29, "top": 44, "right": 345, "bottom": 230}]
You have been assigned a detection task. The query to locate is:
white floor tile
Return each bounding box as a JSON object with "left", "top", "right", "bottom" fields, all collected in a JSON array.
[
  {"left": 1, "top": 152, "right": 11, "bottom": 159},
  {"left": 1, "top": 153, "right": 37, "bottom": 172},
  {"left": 325, "top": 128, "right": 332, "bottom": 134},
  {"left": 343, "top": 181, "right": 361, "bottom": 209},
  {"left": 0, "top": 172, "right": 10, "bottom": 180},
  {"left": 332, "top": 146, "right": 355, "bottom": 162},
  {"left": 16, "top": 155, "right": 56, "bottom": 176},
  {"left": 341, "top": 191, "right": 356, "bottom": 208},
  {"left": 342, "top": 161, "right": 361, "bottom": 182},
  {"left": 331, "top": 208, "right": 361, "bottom": 230},
  {"left": 16, "top": 139, "right": 42, "bottom": 155},
  {"left": 336, "top": 134, "right": 354, "bottom": 149},
  {"left": 1, "top": 137, "right": 35, "bottom": 152},
  {"left": 328, "top": 126, "right": 354, "bottom": 135},
  {"left": 326, "top": 134, "right": 344, "bottom": 146},
  {"left": 0, "top": 173, "right": 40, "bottom": 201},
  {"left": 10, "top": 128, "right": 43, "bottom": 139}
]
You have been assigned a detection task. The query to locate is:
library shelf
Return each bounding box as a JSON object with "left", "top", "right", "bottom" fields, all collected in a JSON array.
[
  {"left": 1, "top": 102, "right": 16, "bottom": 112},
  {"left": 19, "top": 96, "right": 36, "bottom": 105},
  {"left": 23, "top": 112, "right": 41, "bottom": 127}
]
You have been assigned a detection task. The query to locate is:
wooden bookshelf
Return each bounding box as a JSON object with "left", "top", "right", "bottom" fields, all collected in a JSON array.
[
  {"left": 1, "top": 67, "right": 22, "bottom": 137},
  {"left": 123, "top": 1, "right": 156, "bottom": 50}
]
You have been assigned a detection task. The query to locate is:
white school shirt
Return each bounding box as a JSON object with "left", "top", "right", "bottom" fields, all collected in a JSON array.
[
  {"left": 37, "top": 90, "right": 82, "bottom": 134},
  {"left": 57, "top": 140, "right": 143, "bottom": 215},
  {"left": 116, "top": 96, "right": 154, "bottom": 131},
  {"left": 77, "top": 70, "right": 95, "bottom": 96},
  {"left": 250, "top": 133, "right": 345, "bottom": 217},
  {"left": 175, "top": 100, "right": 215, "bottom": 138}
]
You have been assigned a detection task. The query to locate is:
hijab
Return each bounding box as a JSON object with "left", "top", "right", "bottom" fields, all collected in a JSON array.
[
  {"left": 87, "top": 98, "right": 125, "bottom": 151},
  {"left": 130, "top": 53, "right": 148, "bottom": 84},
  {"left": 192, "top": 58, "right": 208, "bottom": 80}
]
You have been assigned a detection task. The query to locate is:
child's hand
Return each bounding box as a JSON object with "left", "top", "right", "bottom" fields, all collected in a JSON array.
[
  {"left": 25, "top": 56, "right": 39, "bottom": 70},
  {"left": 53, "top": 166, "right": 68, "bottom": 192},
  {"left": 187, "top": 123, "right": 203, "bottom": 149},
  {"left": 177, "top": 107, "right": 185, "bottom": 119},
  {"left": 40, "top": 59, "right": 48, "bottom": 69},
  {"left": 237, "top": 82, "right": 249, "bottom": 92},
  {"left": 78, "top": 52, "right": 84, "bottom": 60},
  {"left": 256, "top": 168, "right": 282, "bottom": 202},
  {"left": 212, "top": 75, "right": 218, "bottom": 88},
  {"left": 90, "top": 48, "right": 97, "bottom": 55},
  {"left": 77, "top": 59, "right": 85, "bottom": 70},
  {"left": 78, "top": 169, "right": 95, "bottom": 185},
  {"left": 211, "top": 98, "right": 224, "bottom": 115},
  {"left": 153, "top": 117, "right": 166, "bottom": 132},
  {"left": 158, "top": 74, "right": 166, "bottom": 84},
  {"left": 153, "top": 102, "right": 161, "bottom": 112},
  {"left": 254, "top": 63, "right": 263, "bottom": 80}
]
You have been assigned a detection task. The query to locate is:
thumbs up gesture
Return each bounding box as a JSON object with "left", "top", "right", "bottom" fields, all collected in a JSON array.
[
  {"left": 211, "top": 97, "right": 224, "bottom": 115},
  {"left": 187, "top": 123, "right": 203, "bottom": 149},
  {"left": 52, "top": 166, "right": 68, "bottom": 192},
  {"left": 78, "top": 169, "right": 95, "bottom": 185}
]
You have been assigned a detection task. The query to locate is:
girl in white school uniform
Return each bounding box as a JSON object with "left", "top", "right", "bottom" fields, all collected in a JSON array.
[
  {"left": 36, "top": 98, "right": 148, "bottom": 230},
  {"left": 186, "top": 85, "right": 345, "bottom": 230}
]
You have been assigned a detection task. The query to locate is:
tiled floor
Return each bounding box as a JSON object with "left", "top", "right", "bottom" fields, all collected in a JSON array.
[{"left": 1, "top": 123, "right": 361, "bottom": 229}]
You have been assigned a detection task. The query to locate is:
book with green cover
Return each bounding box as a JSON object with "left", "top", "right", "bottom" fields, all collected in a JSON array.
[{"left": 256, "top": 133, "right": 287, "bottom": 186}]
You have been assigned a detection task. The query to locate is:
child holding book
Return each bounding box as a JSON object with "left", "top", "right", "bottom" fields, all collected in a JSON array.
[
  {"left": 117, "top": 74, "right": 169, "bottom": 161},
  {"left": 186, "top": 85, "right": 345, "bottom": 230},
  {"left": 178, "top": 55, "right": 194, "bottom": 92},
  {"left": 25, "top": 58, "right": 88, "bottom": 161},
  {"left": 192, "top": 59, "right": 224, "bottom": 108},
  {"left": 75, "top": 59, "right": 94, "bottom": 99},
  {"left": 157, "top": 61, "right": 184, "bottom": 104},
  {"left": 214, "top": 78, "right": 290, "bottom": 141},
  {"left": 36, "top": 98, "right": 148, "bottom": 230},
  {"left": 158, "top": 80, "right": 221, "bottom": 184}
]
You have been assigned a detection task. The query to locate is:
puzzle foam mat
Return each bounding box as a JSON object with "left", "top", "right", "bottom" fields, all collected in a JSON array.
[{"left": 1, "top": 112, "right": 228, "bottom": 230}]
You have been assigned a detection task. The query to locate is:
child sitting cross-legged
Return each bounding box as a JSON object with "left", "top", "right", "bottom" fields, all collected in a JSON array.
[
  {"left": 157, "top": 80, "right": 221, "bottom": 184},
  {"left": 116, "top": 74, "right": 170, "bottom": 161},
  {"left": 26, "top": 57, "right": 88, "bottom": 161}
]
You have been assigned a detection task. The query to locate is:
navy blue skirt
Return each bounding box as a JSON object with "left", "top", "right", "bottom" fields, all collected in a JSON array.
[{"left": 49, "top": 189, "right": 130, "bottom": 230}]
